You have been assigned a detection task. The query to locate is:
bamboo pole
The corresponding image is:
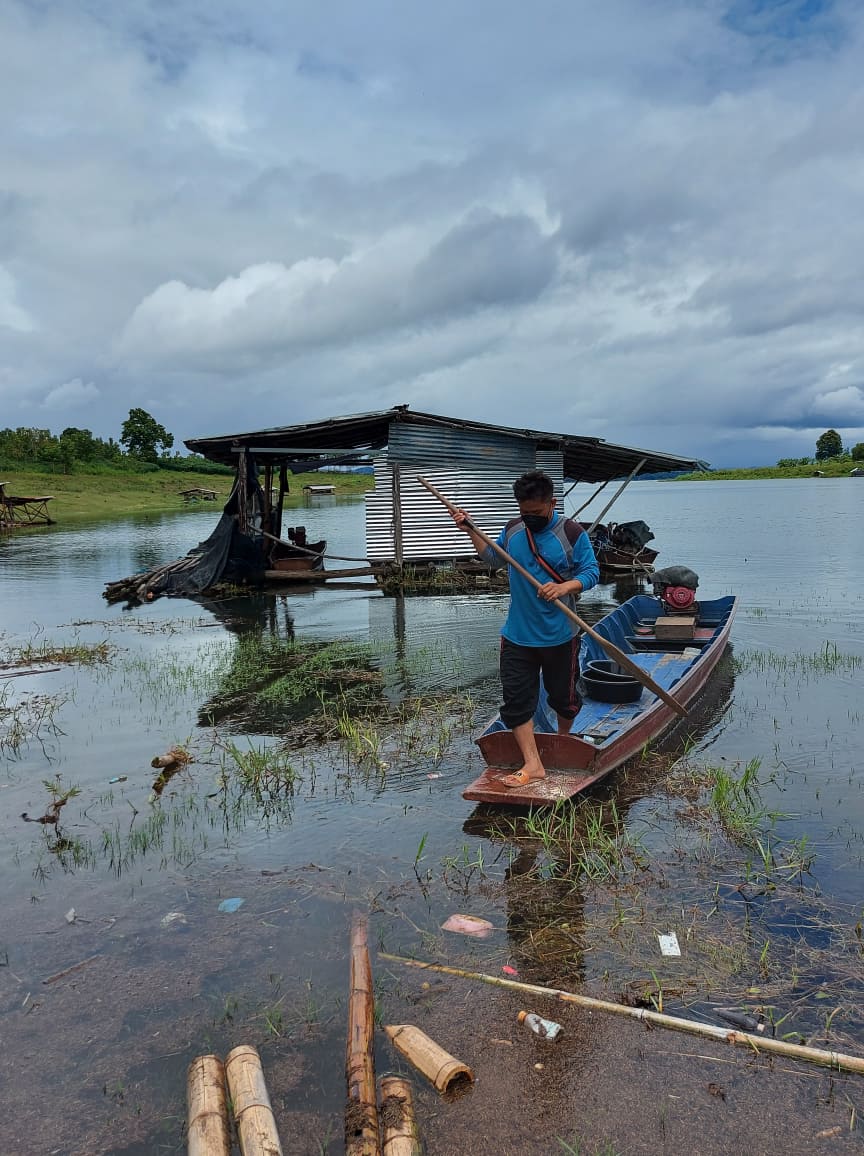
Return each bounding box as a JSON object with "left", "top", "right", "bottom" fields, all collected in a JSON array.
[
  {"left": 187, "top": 1055, "right": 231, "bottom": 1156},
  {"left": 384, "top": 1025, "right": 474, "bottom": 1094},
  {"left": 378, "top": 1076, "right": 421, "bottom": 1156},
  {"left": 224, "top": 1045, "right": 283, "bottom": 1156},
  {"left": 381, "top": 954, "right": 864, "bottom": 1077},
  {"left": 418, "top": 475, "right": 687, "bottom": 717},
  {"left": 346, "top": 913, "right": 382, "bottom": 1156}
]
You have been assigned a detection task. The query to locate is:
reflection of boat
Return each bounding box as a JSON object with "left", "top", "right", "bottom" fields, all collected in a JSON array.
[
  {"left": 269, "top": 527, "right": 326, "bottom": 572},
  {"left": 464, "top": 593, "right": 738, "bottom": 806}
]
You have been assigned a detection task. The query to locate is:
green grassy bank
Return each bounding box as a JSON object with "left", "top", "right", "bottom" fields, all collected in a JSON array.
[
  {"left": 677, "top": 461, "right": 863, "bottom": 481},
  {"left": 1, "top": 468, "right": 373, "bottom": 522}
]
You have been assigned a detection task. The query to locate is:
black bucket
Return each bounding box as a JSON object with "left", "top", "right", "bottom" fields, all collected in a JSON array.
[
  {"left": 581, "top": 661, "right": 643, "bottom": 703},
  {"left": 585, "top": 659, "right": 638, "bottom": 682}
]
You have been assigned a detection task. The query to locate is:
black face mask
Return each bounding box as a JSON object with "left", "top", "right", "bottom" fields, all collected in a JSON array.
[{"left": 522, "top": 513, "right": 551, "bottom": 533}]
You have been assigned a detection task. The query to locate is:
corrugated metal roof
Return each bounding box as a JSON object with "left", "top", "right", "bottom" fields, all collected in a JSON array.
[{"left": 185, "top": 405, "right": 707, "bottom": 482}]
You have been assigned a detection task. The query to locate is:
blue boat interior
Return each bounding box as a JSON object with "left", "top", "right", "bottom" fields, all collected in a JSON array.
[{"left": 481, "top": 594, "right": 736, "bottom": 748}]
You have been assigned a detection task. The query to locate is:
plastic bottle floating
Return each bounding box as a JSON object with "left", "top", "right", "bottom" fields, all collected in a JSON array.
[{"left": 518, "top": 1010, "right": 563, "bottom": 1040}]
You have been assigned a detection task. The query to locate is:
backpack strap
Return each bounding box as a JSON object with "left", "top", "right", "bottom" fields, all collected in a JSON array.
[{"left": 523, "top": 523, "right": 565, "bottom": 583}]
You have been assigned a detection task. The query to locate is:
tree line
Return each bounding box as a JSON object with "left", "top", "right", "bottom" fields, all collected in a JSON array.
[
  {"left": 0, "top": 408, "right": 229, "bottom": 475},
  {"left": 776, "top": 429, "right": 864, "bottom": 469}
]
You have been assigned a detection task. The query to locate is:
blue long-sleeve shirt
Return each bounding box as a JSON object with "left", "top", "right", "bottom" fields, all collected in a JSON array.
[{"left": 480, "top": 513, "right": 599, "bottom": 646}]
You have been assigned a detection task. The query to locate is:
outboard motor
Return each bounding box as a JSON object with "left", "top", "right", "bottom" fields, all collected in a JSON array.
[{"left": 651, "top": 565, "right": 699, "bottom": 615}]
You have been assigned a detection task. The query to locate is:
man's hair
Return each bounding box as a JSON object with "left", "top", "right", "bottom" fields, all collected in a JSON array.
[{"left": 513, "top": 470, "right": 554, "bottom": 502}]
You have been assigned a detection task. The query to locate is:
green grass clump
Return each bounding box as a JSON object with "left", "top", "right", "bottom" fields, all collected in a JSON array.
[{"left": 201, "top": 635, "right": 382, "bottom": 726}]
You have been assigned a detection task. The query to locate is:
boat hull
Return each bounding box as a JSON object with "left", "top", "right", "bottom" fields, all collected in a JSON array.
[
  {"left": 595, "top": 545, "right": 658, "bottom": 572},
  {"left": 465, "top": 594, "right": 737, "bottom": 806},
  {"left": 269, "top": 539, "right": 327, "bottom": 571}
]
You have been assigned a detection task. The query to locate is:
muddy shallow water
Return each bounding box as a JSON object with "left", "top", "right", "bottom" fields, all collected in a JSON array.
[{"left": 1, "top": 480, "right": 863, "bottom": 1154}]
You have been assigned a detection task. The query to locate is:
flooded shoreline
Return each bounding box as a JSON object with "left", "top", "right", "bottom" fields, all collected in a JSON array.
[{"left": 2, "top": 481, "right": 864, "bottom": 1153}]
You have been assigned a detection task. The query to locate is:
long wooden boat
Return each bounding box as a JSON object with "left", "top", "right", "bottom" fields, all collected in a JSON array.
[
  {"left": 268, "top": 538, "right": 327, "bottom": 571},
  {"left": 594, "top": 543, "right": 659, "bottom": 573},
  {"left": 464, "top": 593, "right": 737, "bottom": 806},
  {"left": 588, "top": 521, "right": 658, "bottom": 574}
]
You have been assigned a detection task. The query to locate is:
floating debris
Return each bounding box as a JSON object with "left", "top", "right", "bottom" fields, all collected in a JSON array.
[
  {"left": 658, "top": 932, "right": 681, "bottom": 957},
  {"left": 217, "top": 898, "right": 245, "bottom": 914},
  {"left": 441, "top": 914, "right": 495, "bottom": 938}
]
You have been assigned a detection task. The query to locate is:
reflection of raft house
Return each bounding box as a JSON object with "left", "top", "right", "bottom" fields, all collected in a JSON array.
[{"left": 178, "top": 406, "right": 704, "bottom": 591}]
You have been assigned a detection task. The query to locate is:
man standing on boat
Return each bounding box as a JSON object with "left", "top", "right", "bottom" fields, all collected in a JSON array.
[{"left": 451, "top": 470, "right": 599, "bottom": 788}]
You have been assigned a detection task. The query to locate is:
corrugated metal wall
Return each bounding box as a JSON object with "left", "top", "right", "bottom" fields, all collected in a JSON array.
[{"left": 365, "top": 441, "right": 564, "bottom": 562}]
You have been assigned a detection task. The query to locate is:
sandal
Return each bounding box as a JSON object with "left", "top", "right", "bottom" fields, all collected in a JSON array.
[{"left": 498, "top": 768, "right": 545, "bottom": 789}]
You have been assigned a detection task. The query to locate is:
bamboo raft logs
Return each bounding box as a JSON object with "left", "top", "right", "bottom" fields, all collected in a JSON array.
[
  {"left": 103, "top": 553, "right": 205, "bottom": 604},
  {"left": 346, "top": 913, "right": 382, "bottom": 1156},
  {"left": 225, "top": 1044, "right": 284, "bottom": 1156},
  {"left": 187, "top": 1055, "right": 231, "bottom": 1156},
  {"left": 383, "top": 1025, "right": 473, "bottom": 1095},
  {"left": 378, "top": 1076, "right": 421, "bottom": 1156}
]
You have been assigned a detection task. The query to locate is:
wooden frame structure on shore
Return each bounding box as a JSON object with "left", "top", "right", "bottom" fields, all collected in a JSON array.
[{"left": 0, "top": 482, "right": 55, "bottom": 530}]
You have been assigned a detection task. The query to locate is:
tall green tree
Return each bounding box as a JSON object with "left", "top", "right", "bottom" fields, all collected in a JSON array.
[
  {"left": 815, "top": 429, "right": 843, "bottom": 460},
  {"left": 120, "top": 408, "right": 174, "bottom": 462},
  {"left": 851, "top": 442, "right": 864, "bottom": 462},
  {"left": 60, "top": 427, "right": 98, "bottom": 462}
]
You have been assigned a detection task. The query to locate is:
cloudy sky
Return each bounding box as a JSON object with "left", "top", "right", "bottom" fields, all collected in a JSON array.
[{"left": 2, "top": 0, "right": 864, "bottom": 467}]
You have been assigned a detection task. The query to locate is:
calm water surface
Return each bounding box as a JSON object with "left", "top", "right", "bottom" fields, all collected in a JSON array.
[
  {"left": 1, "top": 479, "right": 863, "bottom": 1154},
  {"left": 1, "top": 479, "right": 863, "bottom": 910}
]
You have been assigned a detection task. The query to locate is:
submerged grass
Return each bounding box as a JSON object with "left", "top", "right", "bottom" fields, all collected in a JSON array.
[
  {"left": 2, "top": 638, "right": 113, "bottom": 669},
  {"left": 200, "top": 634, "right": 383, "bottom": 726},
  {"left": 492, "top": 798, "right": 647, "bottom": 884},
  {"left": 733, "top": 642, "right": 862, "bottom": 679},
  {"left": 0, "top": 684, "right": 66, "bottom": 756}
]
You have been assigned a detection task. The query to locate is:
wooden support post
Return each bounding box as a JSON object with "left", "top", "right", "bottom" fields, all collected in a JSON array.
[
  {"left": 262, "top": 462, "right": 273, "bottom": 535},
  {"left": 276, "top": 464, "right": 288, "bottom": 540},
  {"left": 237, "top": 449, "right": 249, "bottom": 537},
  {"left": 225, "top": 1045, "right": 283, "bottom": 1156},
  {"left": 187, "top": 1054, "right": 231, "bottom": 1156},
  {"left": 391, "top": 465, "right": 403, "bottom": 569},
  {"left": 346, "top": 913, "right": 382, "bottom": 1156}
]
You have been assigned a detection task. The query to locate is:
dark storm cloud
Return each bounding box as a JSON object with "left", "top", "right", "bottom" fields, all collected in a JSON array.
[
  {"left": 2, "top": 0, "right": 864, "bottom": 464},
  {"left": 413, "top": 212, "right": 558, "bottom": 315}
]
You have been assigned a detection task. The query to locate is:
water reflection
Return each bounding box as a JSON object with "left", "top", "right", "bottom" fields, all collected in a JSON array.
[{"left": 461, "top": 650, "right": 737, "bottom": 986}]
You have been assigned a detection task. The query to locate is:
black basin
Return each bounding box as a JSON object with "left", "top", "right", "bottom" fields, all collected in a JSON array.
[
  {"left": 581, "top": 662, "right": 643, "bottom": 703},
  {"left": 585, "top": 659, "right": 639, "bottom": 682}
]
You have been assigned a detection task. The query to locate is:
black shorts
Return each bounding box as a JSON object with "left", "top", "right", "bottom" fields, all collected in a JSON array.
[{"left": 499, "top": 635, "right": 582, "bottom": 730}]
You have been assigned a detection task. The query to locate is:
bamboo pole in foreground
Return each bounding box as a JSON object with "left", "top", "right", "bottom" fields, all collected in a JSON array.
[
  {"left": 346, "top": 913, "right": 382, "bottom": 1156},
  {"left": 380, "top": 954, "right": 864, "bottom": 1077},
  {"left": 225, "top": 1045, "right": 283, "bottom": 1156},
  {"left": 417, "top": 475, "right": 687, "bottom": 717},
  {"left": 378, "top": 1076, "right": 421, "bottom": 1156},
  {"left": 187, "top": 1055, "right": 231, "bottom": 1156},
  {"left": 384, "top": 1025, "right": 474, "bottom": 1094}
]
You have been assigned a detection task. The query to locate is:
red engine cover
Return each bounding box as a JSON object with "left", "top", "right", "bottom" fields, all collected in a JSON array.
[{"left": 664, "top": 585, "right": 696, "bottom": 610}]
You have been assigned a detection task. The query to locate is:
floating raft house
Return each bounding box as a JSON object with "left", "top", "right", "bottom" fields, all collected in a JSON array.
[
  {"left": 105, "top": 406, "right": 705, "bottom": 603},
  {"left": 184, "top": 405, "right": 704, "bottom": 585}
]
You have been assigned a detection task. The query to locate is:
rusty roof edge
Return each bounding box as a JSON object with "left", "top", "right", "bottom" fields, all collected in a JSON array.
[{"left": 184, "top": 404, "right": 706, "bottom": 475}]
